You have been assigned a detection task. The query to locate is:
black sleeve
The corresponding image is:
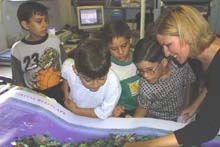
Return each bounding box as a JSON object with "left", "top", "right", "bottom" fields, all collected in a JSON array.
[
  {"left": 60, "top": 45, "right": 68, "bottom": 63},
  {"left": 11, "top": 55, "right": 24, "bottom": 85},
  {"left": 174, "top": 99, "right": 220, "bottom": 146},
  {"left": 174, "top": 55, "right": 220, "bottom": 146},
  {"left": 187, "top": 58, "right": 206, "bottom": 82}
]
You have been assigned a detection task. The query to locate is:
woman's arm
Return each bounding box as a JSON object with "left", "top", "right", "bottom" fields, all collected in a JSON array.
[{"left": 124, "top": 133, "right": 181, "bottom": 147}]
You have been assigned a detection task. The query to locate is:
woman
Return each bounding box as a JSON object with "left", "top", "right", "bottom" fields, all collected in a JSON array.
[{"left": 124, "top": 5, "right": 220, "bottom": 147}]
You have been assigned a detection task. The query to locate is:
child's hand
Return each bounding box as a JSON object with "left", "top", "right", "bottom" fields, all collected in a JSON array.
[
  {"left": 180, "top": 105, "right": 197, "bottom": 123},
  {"left": 112, "top": 105, "right": 125, "bottom": 117},
  {"left": 125, "top": 114, "right": 133, "bottom": 118},
  {"left": 64, "top": 98, "right": 77, "bottom": 112}
]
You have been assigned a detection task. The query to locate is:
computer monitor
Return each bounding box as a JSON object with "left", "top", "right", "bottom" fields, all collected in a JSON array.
[{"left": 77, "top": 5, "right": 104, "bottom": 30}]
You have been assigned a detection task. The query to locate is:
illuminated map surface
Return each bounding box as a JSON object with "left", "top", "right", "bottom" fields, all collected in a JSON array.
[{"left": 0, "top": 86, "right": 219, "bottom": 146}]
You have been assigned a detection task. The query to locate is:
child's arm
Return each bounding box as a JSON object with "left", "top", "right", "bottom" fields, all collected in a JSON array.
[
  {"left": 62, "top": 78, "right": 96, "bottom": 118},
  {"left": 62, "top": 79, "right": 69, "bottom": 101},
  {"left": 11, "top": 55, "right": 25, "bottom": 87},
  {"left": 64, "top": 98, "right": 97, "bottom": 118},
  {"left": 94, "top": 75, "right": 122, "bottom": 119},
  {"left": 133, "top": 106, "right": 147, "bottom": 117},
  {"left": 60, "top": 44, "right": 68, "bottom": 63},
  {"left": 180, "top": 87, "right": 207, "bottom": 122},
  {"left": 112, "top": 105, "right": 125, "bottom": 117}
]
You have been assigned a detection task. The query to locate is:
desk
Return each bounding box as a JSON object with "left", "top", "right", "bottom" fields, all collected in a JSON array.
[
  {"left": 63, "top": 43, "right": 78, "bottom": 57},
  {"left": 0, "top": 66, "right": 12, "bottom": 78},
  {"left": 1, "top": 86, "right": 220, "bottom": 146}
]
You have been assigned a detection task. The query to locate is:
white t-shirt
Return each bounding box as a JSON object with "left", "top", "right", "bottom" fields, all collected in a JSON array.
[
  {"left": 111, "top": 61, "right": 137, "bottom": 81},
  {"left": 61, "top": 59, "right": 121, "bottom": 119}
]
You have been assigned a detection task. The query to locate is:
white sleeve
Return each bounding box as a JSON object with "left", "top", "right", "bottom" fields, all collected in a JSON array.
[
  {"left": 94, "top": 70, "right": 121, "bottom": 119},
  {"left": 61, "top": 58, "right": 74, "bottom": 80}
]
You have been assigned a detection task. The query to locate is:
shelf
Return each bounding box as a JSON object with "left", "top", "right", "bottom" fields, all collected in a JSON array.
[{"left": 105, "top": 6, "right": 140, "bottom": 9}]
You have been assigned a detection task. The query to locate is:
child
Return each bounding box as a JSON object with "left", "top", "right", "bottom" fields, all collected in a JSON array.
[
  {"left": 102, "top": 20, "right": 140, "bottom": 117},
  {"left": 61, "top": 39, "right": 121, "bottom": 119},
  {"left": 11, "top": 1, "right": 67, "bottom": 105},
  {"left": 133, "top": 37, "right": 196, "bottom": 121}
]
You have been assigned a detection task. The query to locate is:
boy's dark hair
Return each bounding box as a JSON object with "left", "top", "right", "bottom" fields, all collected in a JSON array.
[
  {"left": 102, "top": 20, "right": 131, "bottom": 44},
  {"left": 73, "top": 39, "right": 111, "bottom": 79},
  {"left": 17, "top": 1, "right": 48, "bottom": 24},
  {"left": 134, "top": 36, "right": 164, "bottom": 64}
]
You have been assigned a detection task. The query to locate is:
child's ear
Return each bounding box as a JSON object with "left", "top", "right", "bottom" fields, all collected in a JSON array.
[
  {"left": 21, "top": 21, "right": 29, "bottom": 30},
  {"left": 72, "top": 65, "right": 79, "bottom": 75}
]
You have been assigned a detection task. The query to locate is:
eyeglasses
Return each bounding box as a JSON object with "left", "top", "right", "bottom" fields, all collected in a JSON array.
[{"left": 137, "top": 63, "right": 160, "bottom": 76}]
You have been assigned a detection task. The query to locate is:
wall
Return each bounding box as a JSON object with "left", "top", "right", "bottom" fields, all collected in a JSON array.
[
  {"left": 0, "top": 0, "right": 7, "bottom": 51},
  {"left": 58, "top": 0, "right": 76, "bottom": 27},
  {"left": 1, "top": 0, "right": 220, "bottom": 51},
  {"left": 0, "top": 0, "right": 75, "bottom": 51},
  {"left": 209, "top": 0, "right": 220, "bottom": 34}
]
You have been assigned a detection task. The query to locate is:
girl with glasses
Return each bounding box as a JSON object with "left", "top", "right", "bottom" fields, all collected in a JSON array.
[{"left": 132, "top": 36, "right": 196, "bottom": 121}]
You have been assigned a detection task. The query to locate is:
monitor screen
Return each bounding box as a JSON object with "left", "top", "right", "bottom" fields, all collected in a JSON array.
[{"left": 77, "top": 6, "right": 104, "bottom": 30}]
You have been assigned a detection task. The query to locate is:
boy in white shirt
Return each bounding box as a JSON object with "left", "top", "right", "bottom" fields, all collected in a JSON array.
[{"left": 61, "top": 39, "right": 121, "bottom": 119}]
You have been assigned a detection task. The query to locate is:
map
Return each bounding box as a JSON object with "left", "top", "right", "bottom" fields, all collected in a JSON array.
[{"left": 0, "top": 85, "right": 219, "bottom": 146}]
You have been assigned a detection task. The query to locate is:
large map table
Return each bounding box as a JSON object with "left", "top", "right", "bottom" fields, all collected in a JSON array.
[{"left": 0, "top": 85, "right": 219, "bottom": 146}]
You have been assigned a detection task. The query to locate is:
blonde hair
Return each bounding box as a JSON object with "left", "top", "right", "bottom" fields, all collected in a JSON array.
[{"left": 155, "top": 5, "right": 215, "bottom": 57}]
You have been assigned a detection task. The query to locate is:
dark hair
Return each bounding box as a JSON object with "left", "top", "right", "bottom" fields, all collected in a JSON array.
[
  {"left": 102, "top": 20, "right": 131, "bottom": 44},
  {"left": 17, "top": 1, "right": 48, "bottom": 24},
  {"left": 135, "top": 11, "right": 154, "bottom": 30},
  {"left": 133, "top": 37, "right": 164, "bottom": 64},
  {"left": 73, "top": 39, "right": 111, "bottom": 79}
]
